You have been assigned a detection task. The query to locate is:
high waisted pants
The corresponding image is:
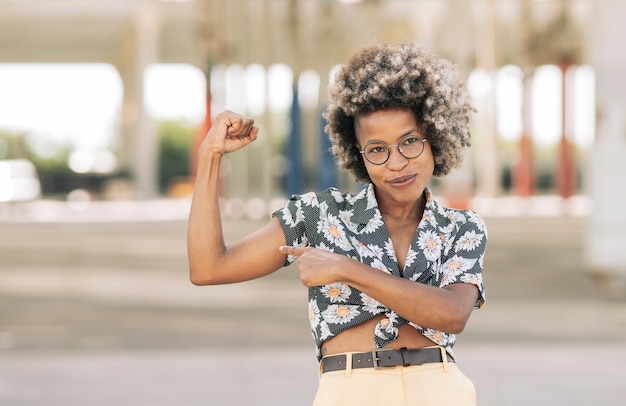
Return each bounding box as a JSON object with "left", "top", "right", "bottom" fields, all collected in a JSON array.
[{"left": 312, "top": 351, "right": 476, "bottom": 406}]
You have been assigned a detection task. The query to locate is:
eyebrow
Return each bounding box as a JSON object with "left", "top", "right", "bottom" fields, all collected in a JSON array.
[
  {"left": 368, "top": 130, "right": 422, "bottom": 144},
  {"left": 400, "top": 130, "right": 421, "bottom": 138}
]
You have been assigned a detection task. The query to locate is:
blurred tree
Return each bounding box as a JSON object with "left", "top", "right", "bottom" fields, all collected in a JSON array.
[
  {"left": 0, "top": 130, "right": 28, "bottom": 159},
  {"left": 26, "top": 148, "right": 73, "bottom": 197},
  {"left": 157, "top": 120, "right": 195, "bottom": 194},
  {"left": 0, "top": 130, "right": 74, "bottom": 196}
]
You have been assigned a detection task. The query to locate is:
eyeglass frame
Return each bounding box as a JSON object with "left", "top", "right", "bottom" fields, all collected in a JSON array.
[{"left": 359, "top": 134, "right": 429, "bottom": 165}]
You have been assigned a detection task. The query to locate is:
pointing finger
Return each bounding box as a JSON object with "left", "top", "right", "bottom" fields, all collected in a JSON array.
[{"left": 279, "top": 245, "right": 307, "bottom": 257}]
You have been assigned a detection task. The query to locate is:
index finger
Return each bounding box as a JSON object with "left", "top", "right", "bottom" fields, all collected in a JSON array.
[{"left": 278, "top": 245, "right": 308, "bottom": 257}]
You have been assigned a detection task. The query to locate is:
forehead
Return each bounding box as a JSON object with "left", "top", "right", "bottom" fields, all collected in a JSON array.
[{"left": 354, "top": 109, "right": 419, "bottom": 141}]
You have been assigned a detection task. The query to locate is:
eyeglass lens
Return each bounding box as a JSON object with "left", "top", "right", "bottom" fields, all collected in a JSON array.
[{"left": 362, "top": 135, "right": 426, "bottom": 165}]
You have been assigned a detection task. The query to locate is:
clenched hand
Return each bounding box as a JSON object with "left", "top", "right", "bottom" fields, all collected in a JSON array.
[{"left": 279, "top": 245, "right": 348, "bottom": 287}]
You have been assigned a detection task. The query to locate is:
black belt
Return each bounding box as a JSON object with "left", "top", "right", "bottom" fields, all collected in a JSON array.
[{"left": 321, "top": 347, "right": 454, "bottom": 374}]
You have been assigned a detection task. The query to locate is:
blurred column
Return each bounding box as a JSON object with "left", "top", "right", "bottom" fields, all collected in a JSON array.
[
  {"left": 285, "top": 88, "right": 303, "bottom": 196},
  {"left": 191, "top": 65, "right": 212, "bottom": 180},
  {"left": 557, "top": 59, "right": 575, "bottom": 198},
  {"left": 118, "top": 1, "right": 161, "bottom": 198},
  {"left": 314, "top": 3, "right": 341, "bottom": 192},
  {"left": 284, "top": 0, "right": 304, "bottom": 196},
  {"left": 514, "top": 71, "right": 534, "bottom": 197},
  {"left": 133, "top": 2, "right": 160, "bottom": 198},
  {"left": 222, "top": 1, "right": 249, "bottom": 200},
  {"left": 259, "top": 0, "right": 274, "bottom": 200},
  {"left": 512, "top": 0, "right": 534, "bottom": 197},
  {"left": 586, "top": 0, "right": 626, "bottom": 295},
  {"left": 436, "top": 0, "right": 477, "bottom": 208},
  {"left": 473, "top": 0, "right": 500, "bottom": 199},
  {"left": 298, "top": 70, "right": 324, "bottom": 193}
]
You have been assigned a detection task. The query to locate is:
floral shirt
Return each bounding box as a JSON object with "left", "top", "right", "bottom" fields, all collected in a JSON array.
[{"left": 272, "top": 184, "right": 487, "bottom": 360}]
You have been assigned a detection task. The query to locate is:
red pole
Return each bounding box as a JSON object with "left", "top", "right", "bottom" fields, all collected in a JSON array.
[
  {"left": 191, "top": 70, "right": 212, "bottom": 180},
  {"left": 557, "top": 60, "right": 574, "bottom": 199},
  {"left": 514, "top": 72, "right": 534, "bottom": 197}
]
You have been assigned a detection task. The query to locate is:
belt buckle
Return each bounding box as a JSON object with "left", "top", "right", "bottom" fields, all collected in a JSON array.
[{"left": 371, "top": 347, "right": 395, "bottom": 370}]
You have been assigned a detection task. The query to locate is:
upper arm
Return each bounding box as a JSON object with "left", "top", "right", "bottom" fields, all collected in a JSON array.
[
  {"left": 441, "top": 212, "right": 487, "bottom": 309},
  {"left": 442, "top": 282, "right": 481, "bottom": 320},
  {"left": 192, "top": 216, "right": 288, "bottom": 285}
]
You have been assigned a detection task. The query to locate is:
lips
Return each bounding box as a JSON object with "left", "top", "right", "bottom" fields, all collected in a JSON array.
[{"left": 388, "top": 174, "right": 416, "bottom": 186}]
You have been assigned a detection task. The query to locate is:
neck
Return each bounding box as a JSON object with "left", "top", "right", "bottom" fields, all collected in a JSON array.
[{"left": 376, "top": 192, "right": 426, "bottom": 222}]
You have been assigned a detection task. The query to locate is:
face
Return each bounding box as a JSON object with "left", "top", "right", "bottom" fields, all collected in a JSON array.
[{"left": 355, "top": 109, "right": 434, "bottom": 206}]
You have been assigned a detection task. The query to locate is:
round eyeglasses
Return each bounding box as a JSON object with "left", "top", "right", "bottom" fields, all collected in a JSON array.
[{"left": 359, "top": 135, "right": 428, "bottom": 165}]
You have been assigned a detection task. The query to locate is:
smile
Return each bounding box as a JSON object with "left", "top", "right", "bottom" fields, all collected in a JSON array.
[{"left": 388, "top": 174, "right": 416, "bottom": 187}]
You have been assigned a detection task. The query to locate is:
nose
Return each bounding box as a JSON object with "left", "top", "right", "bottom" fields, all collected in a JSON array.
[{"left": 386, "top": 145, "right": 408, "bottom": 169}]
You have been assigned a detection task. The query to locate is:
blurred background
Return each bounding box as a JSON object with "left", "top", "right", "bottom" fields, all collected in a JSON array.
[{"left": 1, "top": 0, "right": 625, "bottom": 405}]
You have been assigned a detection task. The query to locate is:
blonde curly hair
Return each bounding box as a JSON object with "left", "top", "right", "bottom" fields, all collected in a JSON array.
[{"left": 324, "top": 42, "right": 475, "bottom": 183}]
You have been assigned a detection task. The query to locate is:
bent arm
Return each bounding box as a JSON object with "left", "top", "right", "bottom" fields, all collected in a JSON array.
[
  {"left": 187, "top": 111, "right": 287, "bottom": 285},
  {"left": 283, "top": 245, "right": 479, "bottom": 333},
  {"left": 339, "top": 262, "right": 479, "bottom": 334}
]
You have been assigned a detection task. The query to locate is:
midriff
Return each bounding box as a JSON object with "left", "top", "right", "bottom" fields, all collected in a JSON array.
[{"left": 321, "top": 314, "right": 435, "bottom": 357}]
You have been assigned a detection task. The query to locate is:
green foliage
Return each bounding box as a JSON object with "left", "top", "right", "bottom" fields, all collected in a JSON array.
[
  {"left": 157, "top": 120, "right": 195, "bottom": 192},
  {"left": 27, "top": 147, "right": 71, "bottom": 175},
  {"left": 2, "top": 123, "right": 196, "bottom": 195},
  {"left": 0, "top": 130, "right": 70, "bottom": 174},
  {"left": 0, "top": 130, "right": 28, "bottom": 160}
]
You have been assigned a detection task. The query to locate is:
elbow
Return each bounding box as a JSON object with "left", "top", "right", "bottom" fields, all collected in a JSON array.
[
  {"left": 188, "top": 263, "right": 218, "bottom": 286},
  {"left": 189, "top": 272, "right": 215, "bottom": 286},
  {"left": 437, "top": 317, "right": 466, "bottom": 335},
  {"left": 453, "top": 311, "right": 475, "bottom": 334},
  {"left": 444, "top": 305, "right": 472, "bottom": 334},
  {"left": 447, "top": 318, "right": 468, "bottom": 334},
  {"left": 189, "top": 273, "right": 208, "bottom": 286}
]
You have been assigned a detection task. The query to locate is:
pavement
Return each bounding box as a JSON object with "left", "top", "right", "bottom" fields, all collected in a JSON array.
[{"left": 0, "top": 197, "right": 625, "bottom": 405}]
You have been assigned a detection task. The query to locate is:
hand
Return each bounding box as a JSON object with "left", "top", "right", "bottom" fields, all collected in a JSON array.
[
  {"left": 279, "top": 245, "right": 347, "bottom": 287},
  {"left": 200, "top": 110, "right": 259, "bottom": 157}
]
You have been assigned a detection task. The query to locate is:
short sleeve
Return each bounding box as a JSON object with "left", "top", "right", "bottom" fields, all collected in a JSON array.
[
  {"left": 440, "top": 212, "right": 487, "bottom": 309},
  {"left": 271, "top": 193, "right": 314, "bottom": 266}
]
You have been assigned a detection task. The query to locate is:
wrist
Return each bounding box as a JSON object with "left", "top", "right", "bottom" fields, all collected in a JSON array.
[
  {"left": 197, "top": 150, "right": 223, "bottom": 173},
  {"left": 334, "top": 255, "right": 354, "bottom": 283}
]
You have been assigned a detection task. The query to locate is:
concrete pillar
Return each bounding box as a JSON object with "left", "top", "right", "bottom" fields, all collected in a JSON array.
[
  {"left": 259, "top": 0, "right": 275, "bottom": 200},
  {"left": 557, "top": 60, "right": 575, "bottom": 198},
  {"left": 116, "top": 1, "right": 161, "bottom": 198},
  {"left": 472, "top": 0, "right": 500, "bottom": 199},
  {"left": 132, "top": 2, "right": 160, "bottom": 198},
  {"left": 514, "top": 70, "right": 534, "bottom": 197},
  {"left": 436, "top": 0, "right": 477, "bottom": 208},
  {"left": 586, "top": 0, "right": 626, "bottom": 295}
]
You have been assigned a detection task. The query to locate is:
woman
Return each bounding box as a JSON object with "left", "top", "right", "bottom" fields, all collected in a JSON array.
[{"left": 188, "top": 42, "right": 487, "bottom": 405}]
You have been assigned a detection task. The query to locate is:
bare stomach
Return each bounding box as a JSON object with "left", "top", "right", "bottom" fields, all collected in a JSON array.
[{"left": 321, "top": 315, "right": 435, "bottom": 357}]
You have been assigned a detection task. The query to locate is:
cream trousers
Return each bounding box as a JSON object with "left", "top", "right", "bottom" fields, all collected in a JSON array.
[{"left": 313, "top": 351, "right": 476, "bottom": 406}]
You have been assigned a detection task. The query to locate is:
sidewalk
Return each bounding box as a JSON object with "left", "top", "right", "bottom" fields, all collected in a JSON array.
[{"left": 2, "top": 344, "right": 625, "bottom": 406}]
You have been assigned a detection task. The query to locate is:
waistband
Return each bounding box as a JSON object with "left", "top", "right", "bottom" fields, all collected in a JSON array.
[{"left": 320, "top": 347, "right": 454, "bottom": 374}]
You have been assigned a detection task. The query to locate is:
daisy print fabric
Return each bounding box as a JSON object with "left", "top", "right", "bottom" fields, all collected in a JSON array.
[{"left": 272, "top": 184, "right": 487, "bottom": 360}]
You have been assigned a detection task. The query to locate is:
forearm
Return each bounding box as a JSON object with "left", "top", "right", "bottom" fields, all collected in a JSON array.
[
  {"left": 187, "top": 153, "right": 227, "bottom": 285},
  {"left": 338, "top": 260, "right": 474, "bottom": 333}
]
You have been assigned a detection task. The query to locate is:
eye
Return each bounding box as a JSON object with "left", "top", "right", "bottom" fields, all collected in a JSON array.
[
  {"left": 400, "top": 136, "right": 421, "bottom": 146},
  {"left": 365, "top": 144, "right": 387, "bottom": 154}
]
